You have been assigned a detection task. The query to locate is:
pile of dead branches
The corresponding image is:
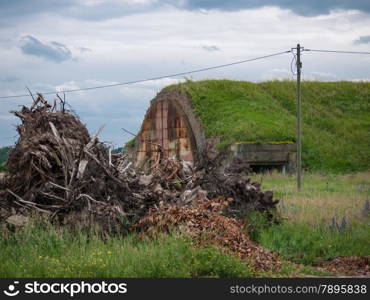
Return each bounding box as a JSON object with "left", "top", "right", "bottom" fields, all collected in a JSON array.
[
  {"left": 134, "top": 152, "right": 279, "bottom": 221},
  {"left": 133, "top": 196, "right": 280, "bottom": 271},
  {"left": 186, "top": 156, "right": 279, "bottom": 220},
  {"left": 0, "top": 94, "right": 158, "bottom": 232},
  {"left": 0, "top": 94, "right": 279, "bottom": 233},
  {"left": 140, "top": 154, "right": 279, "bottom": 220}
]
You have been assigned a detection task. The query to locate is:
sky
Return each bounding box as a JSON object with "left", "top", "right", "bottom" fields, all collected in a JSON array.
[{"left": 0, "top": 0, "right": 370, "bottom": 147}]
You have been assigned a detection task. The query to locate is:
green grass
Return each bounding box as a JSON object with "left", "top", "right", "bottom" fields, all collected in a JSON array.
[
  {"left": 0, "top": 225, "right": 254, "bottom": 278},
  {"left": 248, "top": 171, "right": 370, "bottom": 266},
  {"left": 251, "top": 171, "right": 370, "bottom": 223},
  {"left": 164, "top": 80, "right": 370, "bottom": 172},
  {"left": 0, "top": 222, "right": 329, "bottom": 278},
  {"left": 257, "top": 221, "right": 370, "bottom": 265}
]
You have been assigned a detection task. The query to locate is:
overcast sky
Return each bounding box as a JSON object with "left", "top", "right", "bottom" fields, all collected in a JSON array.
[{"left": 0, "top": 0, "right": 370, "bottom": 147}]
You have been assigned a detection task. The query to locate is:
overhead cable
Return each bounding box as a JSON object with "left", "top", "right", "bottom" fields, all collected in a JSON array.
[{"left": 0, "top": 50, "right": 291, "bottom": 99}]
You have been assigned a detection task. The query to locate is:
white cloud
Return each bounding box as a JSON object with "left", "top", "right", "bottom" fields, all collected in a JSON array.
[
  {"left": 264, "top": 68, "right": 293, "bottom": 81},
  {"left": 0, "top": 4, "right": 370, "bottom": 146},
  {"left": 303, "top": 71, "right": 339, "bottom": 81},
  {"left": 350, "top": 78, "right": 370, "bottom": 82},
  {"left": 55, "top": 81, "right": 81, "bottom": 92}
]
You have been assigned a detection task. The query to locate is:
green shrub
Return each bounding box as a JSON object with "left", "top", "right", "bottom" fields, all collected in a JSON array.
[{"left": 125, "top": 138, "right": 136, "bottom": 149}]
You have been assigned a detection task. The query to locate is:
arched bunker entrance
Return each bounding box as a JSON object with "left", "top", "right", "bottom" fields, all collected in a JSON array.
[
  {"left": 134, "top": 90, "right": 206, "bottom": 169},
  {"left": 133, "top": 89, "right": 296, "bottom": 173}
]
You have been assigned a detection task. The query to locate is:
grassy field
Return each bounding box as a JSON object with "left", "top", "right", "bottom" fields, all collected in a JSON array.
[
  {"left": 0, "top": 221, "right": 326, "bottom": 278},
  {"left": 251, "top": 171, "right": 370, "bottom": 223},
  {"left": 250, "top": 171, "right": 370, "bottom": 265},
  {"left": 165, "top": 80, "right": 370, "bottom": 173},
  {"left": 0, "top": 228, "right": 255, "bottom": 278}
]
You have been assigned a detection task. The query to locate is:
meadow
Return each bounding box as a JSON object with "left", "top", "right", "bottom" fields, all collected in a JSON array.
[{"left": 249, "top": 171, "right": 370, "bottom": 266}]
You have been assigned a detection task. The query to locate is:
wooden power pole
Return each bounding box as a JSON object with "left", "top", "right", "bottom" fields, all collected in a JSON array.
[{"left": 295, "top": 44, "right": 302, "bottom": 191}]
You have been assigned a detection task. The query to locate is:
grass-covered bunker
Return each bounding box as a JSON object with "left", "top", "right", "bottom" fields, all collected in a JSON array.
[{"left": 132, "top": 80, "right": 370, "bottom": 173}]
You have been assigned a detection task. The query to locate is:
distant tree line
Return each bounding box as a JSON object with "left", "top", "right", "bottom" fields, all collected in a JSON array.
[
  {"left": 0, "top": 146, "right": 11, "bottom": 163},
  {"left": 0, "top": 146, "right": 12, "bottom": 172},
  {"left": 112, "top": 147, "right": 123, "bottom": 154}
]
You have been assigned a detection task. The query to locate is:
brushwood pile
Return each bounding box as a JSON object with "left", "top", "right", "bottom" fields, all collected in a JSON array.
[{"left": 0, "top": 94, "right": 280, "bottom": 269}]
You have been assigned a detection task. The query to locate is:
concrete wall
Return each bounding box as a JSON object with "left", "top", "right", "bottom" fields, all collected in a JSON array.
[{"left": 228, "top": 143, "right": 297, "bottom": 172}]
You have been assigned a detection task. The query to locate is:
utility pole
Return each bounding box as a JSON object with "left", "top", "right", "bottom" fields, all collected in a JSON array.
[{"left": 295, "top": 43, "right": 302, "bottom": 191}]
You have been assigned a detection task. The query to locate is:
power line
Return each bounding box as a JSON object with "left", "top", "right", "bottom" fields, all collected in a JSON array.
[
  {"left": 121, "top": 127, "right": 137, "bottom": 137},
  {"left": 0, "top": 50, "right": 291, "bottom": 100},
  {"left": 304, "top": 49, "right": 370, "bottom": 55}
]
